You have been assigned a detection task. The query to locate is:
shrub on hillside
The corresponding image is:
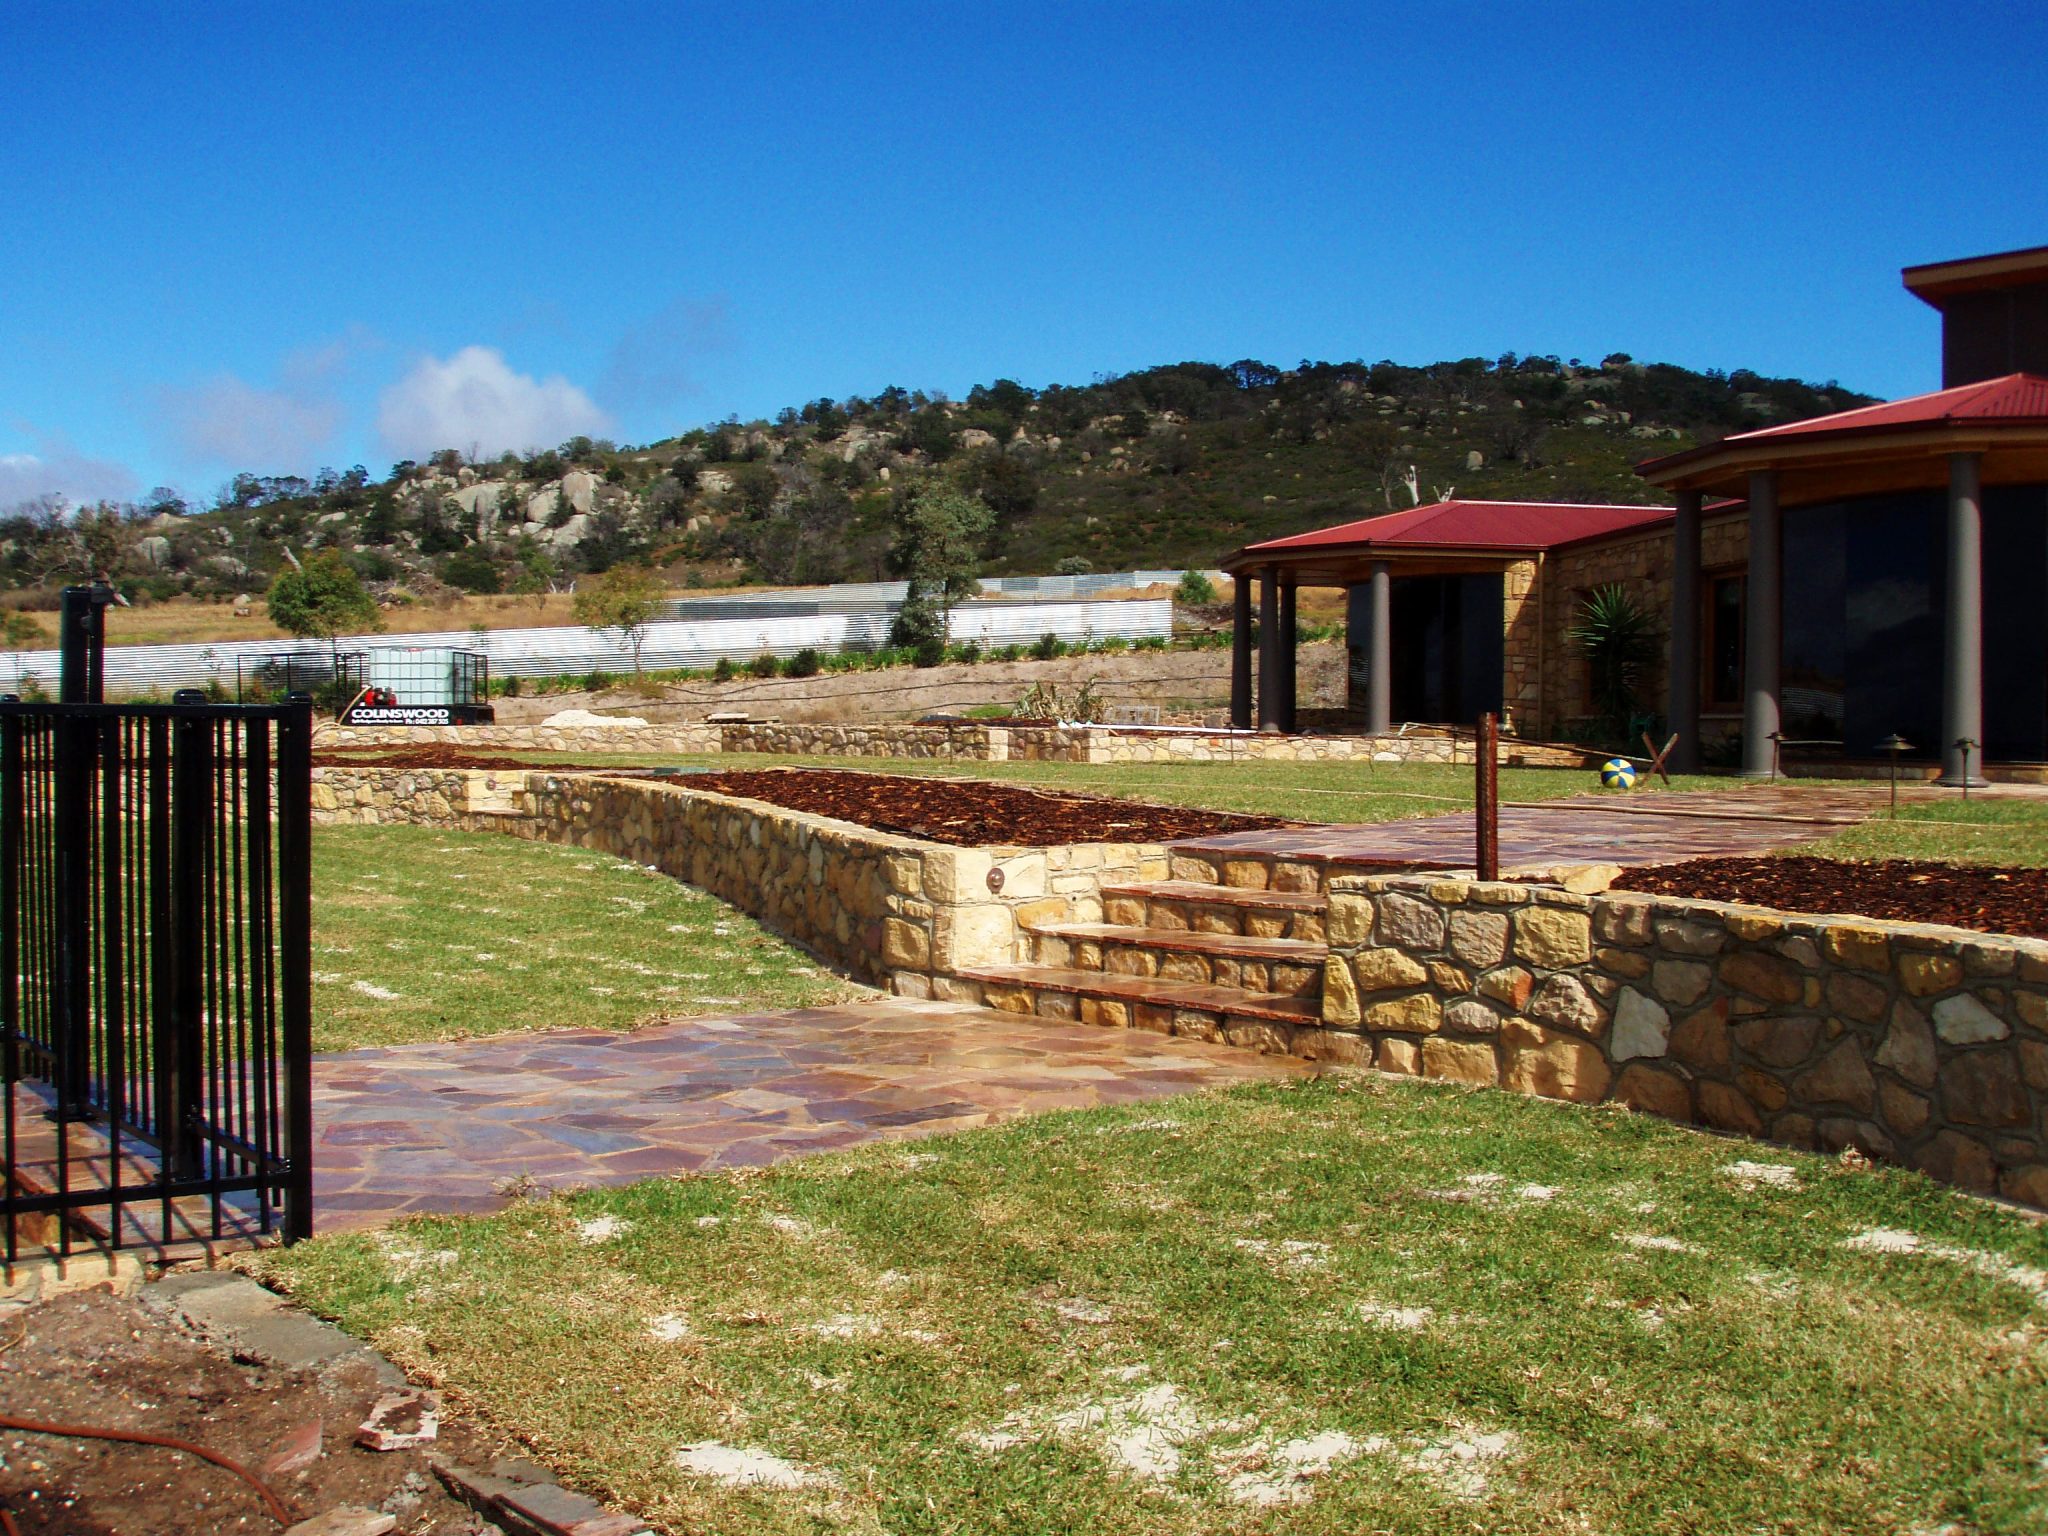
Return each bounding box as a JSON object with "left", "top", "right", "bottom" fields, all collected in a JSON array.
[
  {"left": 748, "top": 652, "right": 782, "bottom": 678},
  {"left": 785, "top": 646, "right": 821, "bottom": 678}
]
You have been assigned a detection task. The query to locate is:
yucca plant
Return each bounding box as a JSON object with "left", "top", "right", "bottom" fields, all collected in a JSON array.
[{"left": 1568, "top": 583, "right": 1662, "bottom": 737}]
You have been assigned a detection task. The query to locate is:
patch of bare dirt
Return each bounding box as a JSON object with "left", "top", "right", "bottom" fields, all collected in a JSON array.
[
  {"left": 1611, "top": 855, "right": 2048, "bottom": 938},
  {"left": 0, "top": 1288, "right": 496, "bottom": 1535}
]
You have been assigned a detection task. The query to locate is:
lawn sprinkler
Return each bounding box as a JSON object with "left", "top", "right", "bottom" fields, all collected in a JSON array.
[{"left": 1598, "top": 757, "right": 1638, "bottom": 790}]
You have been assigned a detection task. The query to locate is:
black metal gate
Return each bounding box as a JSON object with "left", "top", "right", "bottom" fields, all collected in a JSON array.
[{"left": 1, "top": 696, "right": 313, "bottom": 1259}]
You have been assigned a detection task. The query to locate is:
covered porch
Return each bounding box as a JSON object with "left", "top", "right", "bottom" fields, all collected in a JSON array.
[
  {"left": 1641, "top": 374, "right": 2048, "bottom": 782},
  {"left": 1218, "top": 499, "right": 1676, "bottom": 736}
]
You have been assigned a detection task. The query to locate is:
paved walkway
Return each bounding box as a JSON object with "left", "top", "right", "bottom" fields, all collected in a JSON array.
[
  {"left": 310, "top": 999, "right": 1307, "bottom": 1231},
  {"left": 1177, "top": 783, "right": 1900, "bottom": 873}
]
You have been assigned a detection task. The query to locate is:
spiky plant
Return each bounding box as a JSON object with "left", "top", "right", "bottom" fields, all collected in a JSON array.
[{"left": 1567, "top": 582, "right": 1663, "bottom": 737}]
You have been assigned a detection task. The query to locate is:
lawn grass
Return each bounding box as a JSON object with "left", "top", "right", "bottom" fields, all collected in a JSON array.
[
  {"left": 310, "top": 824, "right": 862, "bottom": 1051},
  {"left": 330, "top": 751, "right": 1735, "bottom": 825},
  {"left": 1791, "top": 794, "right": 2048, "bottom": 867},
  {"left": 256, "top": 1073, "right": 2048, "bottom": 1535}
]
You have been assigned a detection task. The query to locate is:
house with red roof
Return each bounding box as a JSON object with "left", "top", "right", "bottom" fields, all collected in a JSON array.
[{"left": 1219, "top": 243, "right": 2048, "bottom": 783}]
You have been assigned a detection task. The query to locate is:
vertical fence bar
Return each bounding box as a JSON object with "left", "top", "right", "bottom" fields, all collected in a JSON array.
[
  {"left": 99, "top": 715, "right": 126, "bottom": 1241},
  {"left": 2, "top": 709, "right": 20, "bottom": 1268},
  {"left": 245, "top": 717, "right": 276, "bottom": 1232},
  {"left": 51, "top": 710, "right": 90, "bottom": 1119},
  {"left": 276, "top": 699, "right": 314, "bottom": 1242},
  {"left": 167, "top": 703, "right": 211, "bottom": 1182}
]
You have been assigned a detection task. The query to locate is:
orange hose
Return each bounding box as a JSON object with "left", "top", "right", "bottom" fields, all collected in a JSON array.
[{"left": 0, "top": 1411, "right": 294, "bottom": 1526}]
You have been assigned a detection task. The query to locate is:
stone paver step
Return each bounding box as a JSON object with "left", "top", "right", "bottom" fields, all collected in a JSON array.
[
  {"left": 1028, "top": 922, "right": 1326, "bottom": 962},
  {"left": 1024, "top": 922, "right": 1326, "bottom": 994},
  {"left": 958, "top": 964, "right": 1324, "bottom": 1029},
  {"left": 1097, "top": 880, "right": 1328, "bottom": 914}
]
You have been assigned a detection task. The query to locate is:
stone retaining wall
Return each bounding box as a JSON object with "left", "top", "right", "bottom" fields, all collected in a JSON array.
[
  {"left": 1323, "top": 874, "right": 2048, "bottom": 1205},
  {"left": 317, "top": 718, "right": 1596, "bottom": 768},
  {"left": 310, "top": 766, "right": 1165, "bottom": 991}
]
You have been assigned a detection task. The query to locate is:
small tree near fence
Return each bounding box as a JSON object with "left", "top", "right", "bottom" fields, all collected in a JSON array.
[
  {"left": 572, "top": 563, "right": 667, "bottom": 677},
  {"left": 267, "top": 550, "right": 381, "bottom": 676},
  {"left": 888, "top": 484, "right": 994, "bottom": 661}
]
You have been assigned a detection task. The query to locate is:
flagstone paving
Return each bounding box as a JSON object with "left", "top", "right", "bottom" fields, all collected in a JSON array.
[
  {"left": 310, "top": 998, "right": 1309, "bottom": 1232},
  {"left": 1174, "top": 782, "right": 1908, "bottom": 874}
]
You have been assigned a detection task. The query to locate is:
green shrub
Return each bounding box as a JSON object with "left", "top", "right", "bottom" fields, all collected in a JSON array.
[
  {"left": 747, "top": 652, "right": 782, "bottom": 678},
  {"left": 1134, "top": 634, "right": 1168, "bottom": 651},
  {"left": 1098, "top": 635, "right": 1130, "bottom": 653},
  {"left": 711, "top": 657, "right": 736, "bottom": 683},
  {"left": 1031, "top": 632, "right": 1064, "bottom": 660},
  {"left": 991, "top": 643, "right": 1024, "bottom": 662},
  {"left": 913, "top": 637, "right": 947, "bottom": 668},
  {"left": 948, "top": 641, "right": 981, "bottom": 665},
  {"left": 785, "top": 647, "right": 821, "bottom": 678},
  {"left": 583, "top": 669, "right": 614, "bottom": 691},
  {"left": 1175, "top": 569, "right": 1217, "bottom": 605}
]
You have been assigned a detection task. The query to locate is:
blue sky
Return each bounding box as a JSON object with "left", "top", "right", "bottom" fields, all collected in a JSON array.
[{"left": 4, "top": 2, "right": 2045, "bottom": 509}]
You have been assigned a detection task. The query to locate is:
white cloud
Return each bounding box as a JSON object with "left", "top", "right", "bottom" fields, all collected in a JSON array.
[
  {"left": 157, "top": 373, "right": 345, "bottom": 470},
  {"left": 0, "top": 431, "right": 138, "bottom": 512},
  {"left": 376, "top": 346, "right": 610, "bottom": 461}
]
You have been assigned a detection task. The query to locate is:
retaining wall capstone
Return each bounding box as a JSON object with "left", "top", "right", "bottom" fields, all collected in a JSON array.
[
  {"left": 316, "top": 719, "right": 1598, "bottom": 767},
  {"left": 1323, "top": 873, "right": 2048, "bottom": 1206}
]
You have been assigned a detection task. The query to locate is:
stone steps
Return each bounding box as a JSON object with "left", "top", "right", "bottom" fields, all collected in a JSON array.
[
  {"left": 1026, "top": 922, "right": 1328, "bottom": 996},
  {"left": 1099, "top": 880, "right": 1327, "bottom": 942},
  {"left": 956, "top": 963, "right": 1322, "bottom": 1055}
]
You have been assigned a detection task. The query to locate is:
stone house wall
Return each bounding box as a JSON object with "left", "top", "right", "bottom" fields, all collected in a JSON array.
[
  {"left": 1322, "top": 872, "right": 2047, "bottom": 1206},
  {"left": 1537, "top": 510, "right": 1748, "bottom": 741}
]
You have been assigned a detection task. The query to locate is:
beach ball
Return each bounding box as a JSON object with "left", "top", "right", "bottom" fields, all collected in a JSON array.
[{"left": 1599, "top": 757, "right": 1637, "bottom": 790}]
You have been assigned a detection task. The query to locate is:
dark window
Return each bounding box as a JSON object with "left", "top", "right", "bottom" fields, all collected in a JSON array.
[{"left": 1708, "top": 575, "right": 1744, "bottom": 708}]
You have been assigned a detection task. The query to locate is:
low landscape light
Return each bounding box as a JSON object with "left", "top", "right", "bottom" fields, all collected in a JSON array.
[{"left": 1876, "top": 732, "right": 1912, "bottom": 817}]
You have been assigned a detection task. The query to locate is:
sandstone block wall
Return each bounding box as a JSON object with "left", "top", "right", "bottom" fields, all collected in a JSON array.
[
  {"left": 316, "top": 718, "right": 1594, "bottom": 768},
  {"left": 310, "top": 766, "right": 1166, "bottom": 992},
  {"left": 1323, "top": 873, "right": 2048, "bottom": 1205}
]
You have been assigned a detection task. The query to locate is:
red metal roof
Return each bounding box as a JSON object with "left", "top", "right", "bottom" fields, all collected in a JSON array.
[
  {"left": 1723, "top": 372, "right": 2048, "bottom": 443},
  {"left": 1239, "top": 499, "right": 1676, "bottom": 557}
]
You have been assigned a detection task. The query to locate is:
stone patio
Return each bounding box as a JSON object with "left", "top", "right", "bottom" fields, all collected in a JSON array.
[
  {"left": 1173, "top": 783, "right": 1899, "bottom": 874},
  {"left": 310, "top": 998, "right": 1309, "bottom": 1231}
]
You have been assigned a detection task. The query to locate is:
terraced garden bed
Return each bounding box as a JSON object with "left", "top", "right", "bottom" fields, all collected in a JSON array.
[{"left": 1612, "top": 855, "right": 2048, "bottom": 938}]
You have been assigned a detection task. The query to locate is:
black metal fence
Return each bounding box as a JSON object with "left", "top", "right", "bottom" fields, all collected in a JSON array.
[{"left": 2, "top": 697, "right": 312, "bottom": 1260}]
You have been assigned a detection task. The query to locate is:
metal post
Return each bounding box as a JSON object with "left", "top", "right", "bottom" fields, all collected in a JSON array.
[
  {"left": 1256, "top": 570, "right": 1282, "bottom": 732},
  {"left": 1475, "top": 711, "right": 1499, "bottom": 881},
  {"left": 277, "top": 697, "right": 314, "bottom": 1242},
  {"left": 1367, "top": 560, "right": 1392, "bottom": 735},
  {"left": 1741, "top": 470, "right": 1781, "bottom": 777},
  {"left": 1940, "top": 451, "right": 1986, "bottom": 787},
  {"left": 1668, "top": 489, "right": 1702, "bottom": 773},
  {"left": 166, "top": 697, "right": 211, "bottom": 1180},
  {"left": 1230, "top": 577, "right": 1252, "bottom": 730},
  {"left": 1277, "top": 579, "right": 1298, "bottom": 733}
]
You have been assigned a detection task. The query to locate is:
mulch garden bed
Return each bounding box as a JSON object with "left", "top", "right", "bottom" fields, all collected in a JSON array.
[
  {"left": 656, "top": 767, "right": 1289, "bottom": 846},
  {"left": 313, "top": 749, "right": 1289, "bottom": 846},
  {"left": 1611, "top": 855, "right": 2048, "bottom": 939}
]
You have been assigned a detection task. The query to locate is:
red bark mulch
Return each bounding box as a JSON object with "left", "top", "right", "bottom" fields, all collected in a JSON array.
[
  {"left": 314, "top": 748, "right": 1288, "bottom": 847},
  {"left": 1611, "top": 855, "right": 2048, "bottom": 939},
  {"left": 657, "top": 767, "right": 1289, "bottom": 847}
]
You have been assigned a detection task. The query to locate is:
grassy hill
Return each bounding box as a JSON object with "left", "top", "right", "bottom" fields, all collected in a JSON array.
[{"left": 0, "top": 353, "right": 1872, "bottom": 628}]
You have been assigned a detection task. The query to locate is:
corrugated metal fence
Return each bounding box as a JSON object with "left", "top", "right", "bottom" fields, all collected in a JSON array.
[{"left": 0, "top": 597, "right": 1174, "bottom": 699}]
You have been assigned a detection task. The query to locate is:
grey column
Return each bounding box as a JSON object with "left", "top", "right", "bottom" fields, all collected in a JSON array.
[
  {"left": 1741, "top": 470, "right": 1781, "bottom": 777},
  {"left": 1668, "top": 489, "right": 1703, "bottom": 773},
  {"left": 1230, "top": 575, "right": 1252, "bottom": 729},
  {"left": 1367, "top": 560, "right": 1392, "bottom": 734},
  {"left": 1278, "top": 579, "right": 1298, "bottom": 732},
  {"left": 1257, "top": 568, "right": 1282, "bottom": 731},
  {"left": 1940, "top": 451, "right": 1986, "bottom": 786}
]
